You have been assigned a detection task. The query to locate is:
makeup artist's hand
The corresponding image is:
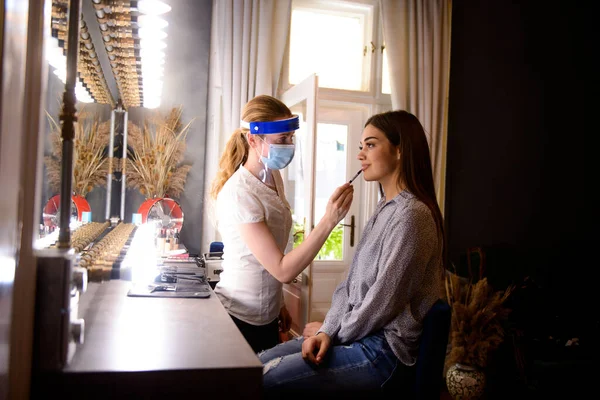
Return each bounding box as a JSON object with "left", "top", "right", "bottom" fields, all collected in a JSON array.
[{"left": 323, "top": 183, "right": 353, "bottom": 228}]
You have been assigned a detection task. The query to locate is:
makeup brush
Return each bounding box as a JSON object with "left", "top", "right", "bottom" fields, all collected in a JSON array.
[{"left": 348, "top": 169, "right": 363, "bottom": 184}]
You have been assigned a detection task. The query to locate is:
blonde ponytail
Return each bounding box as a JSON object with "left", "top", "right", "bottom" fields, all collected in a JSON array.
[
  {"left": 210, "top": 95, "right": 293, "bottom": 200},
  {"left": 210, "top": 129, "right": 249, "bottom": 199}
]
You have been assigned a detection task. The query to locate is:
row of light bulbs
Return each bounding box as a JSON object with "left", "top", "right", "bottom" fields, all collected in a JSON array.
[
  {"left": 45, "top": 0, "right": 172, "bottom": 109},
  {"left": 46, "top": 39, "right": 95, "bottom": 103}
]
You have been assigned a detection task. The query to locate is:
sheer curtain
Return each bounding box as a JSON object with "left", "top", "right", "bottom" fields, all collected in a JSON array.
[
  {"left": 380, "top": 0, "right": 452, "bottom": 211},
  {"left": 202, "top": 0, "right": 292, "bottom": 251}
]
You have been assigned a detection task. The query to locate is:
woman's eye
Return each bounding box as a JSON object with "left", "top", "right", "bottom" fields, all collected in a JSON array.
[{"left": 358, "top": 146, "right": 363, "bottom": 151}]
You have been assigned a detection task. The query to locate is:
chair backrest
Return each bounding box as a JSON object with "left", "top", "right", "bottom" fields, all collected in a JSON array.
[
  {"left": 414, "top": 298, "right": 452, "bottom": 400},
  {"left": 209, "top": 241, "right": 224, "bottom": 254}
]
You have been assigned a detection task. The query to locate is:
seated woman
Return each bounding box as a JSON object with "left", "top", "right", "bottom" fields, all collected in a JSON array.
[{"left": 259, "top": 110, "right": 447, "bottom": 397}]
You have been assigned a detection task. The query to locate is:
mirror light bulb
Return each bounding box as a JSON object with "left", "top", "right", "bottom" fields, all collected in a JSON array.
[
  {"left": 137, "top": 15, "right": 168, "bottom": 29},
  {"left": 138, "top": 27, "right": 168, "bottom": 41},
  {"left": 137, "top": 0, "right": 171, "bottom": 15},
  {"left": 140, "top": 39, "right": 167, "bottom": 50}
]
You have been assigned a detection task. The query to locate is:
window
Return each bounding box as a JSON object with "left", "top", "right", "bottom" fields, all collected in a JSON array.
[
  {"left": 286, "top": 0, "right": 390, "bottom": 97},
  {"left": 381, "top": 46, "right": 391, "bottom": 94},
  {"left": 289, "top": 1, "right": 372, "bottom": 91},
  {"left": 283, "top": 0, "right": 392, "bottom": 265},
  {"left": 313, "top": 122, "right": 348, "bottom": 260}
]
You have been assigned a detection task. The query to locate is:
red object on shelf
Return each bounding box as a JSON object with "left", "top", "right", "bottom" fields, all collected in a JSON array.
[
  {"left": 137, "top": 197, "right": 184, "bottom": 230},
  {"left": 42, "top": 194, "right": 91, "bottom": 227}
]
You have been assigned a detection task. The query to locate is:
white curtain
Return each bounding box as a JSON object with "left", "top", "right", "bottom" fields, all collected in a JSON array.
[
  {"left": 202, "top": 0, "right": 292, "bottom": 251},
  {"left": 380, "top": 0, "right": 452, "bottom": 211},
  {"left": 213, "top": 0, "right": 291, "bottom": 135}
]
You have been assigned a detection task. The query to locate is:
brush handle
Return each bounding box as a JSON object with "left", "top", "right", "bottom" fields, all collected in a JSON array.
[{"left": 348, "top": 169, "right": 363, "bottom": 184}]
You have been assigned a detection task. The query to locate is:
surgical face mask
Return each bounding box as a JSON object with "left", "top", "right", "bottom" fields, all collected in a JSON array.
[
  {"left": 260, "top": 140, "right": 295, "bottom": 170},
  {"left": 242, "top": 115, "right": 300, "bottom": 183}
]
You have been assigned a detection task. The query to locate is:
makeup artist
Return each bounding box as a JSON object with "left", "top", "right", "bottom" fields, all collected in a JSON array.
[{"left": 209, "top": 95, "right": 354, "bottom": 353}]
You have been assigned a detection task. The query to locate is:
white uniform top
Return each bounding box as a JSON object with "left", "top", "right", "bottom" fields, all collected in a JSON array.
[{"left": 214, "top": 166, "right": 292, "bottom": 326}]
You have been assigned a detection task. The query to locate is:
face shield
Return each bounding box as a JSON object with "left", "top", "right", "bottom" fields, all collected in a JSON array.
[{"left": 241, "top": 115, "right": 299, "bottom": 183}]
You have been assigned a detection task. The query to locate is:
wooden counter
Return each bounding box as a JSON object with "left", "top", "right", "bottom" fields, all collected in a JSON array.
[{"left": 31, "top": 279, "right": 263, "bottom": 399}]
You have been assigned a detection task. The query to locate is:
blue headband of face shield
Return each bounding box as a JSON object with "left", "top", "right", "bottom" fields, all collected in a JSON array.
[{"left": 240, "top": 115, "right": 300, "bottom": 134}]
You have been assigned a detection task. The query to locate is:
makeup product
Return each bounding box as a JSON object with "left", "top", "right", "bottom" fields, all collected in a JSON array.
[
  {"left": 348, "top": 169, "right": 363, "bottom": 184},
  {"left": 157, "top": 228, "right": 166, "bottom": 254}
]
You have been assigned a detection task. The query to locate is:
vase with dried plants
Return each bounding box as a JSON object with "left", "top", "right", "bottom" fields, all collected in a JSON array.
[
  {"left": 126, "top": 106, "right": 193, "bottom": 229},
  {"left": 43, "top": 108, "right": 110, "bottom": 226},
  {"left": 45, "top": 109, "right": 111, "bottom": 197},
  {"left": 126, "top": 106, "right": 193, "bottom": 199},
  {"left": 444, "top": 273, "right": 515, "bottom": 399}
]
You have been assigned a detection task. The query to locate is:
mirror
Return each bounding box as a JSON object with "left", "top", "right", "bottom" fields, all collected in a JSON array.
[
  {"left": 41, "top": 0, "right": 116, "bottom": 239},
  {"left": 39, "top": 0, "right": 211, "bottom": 258},
  {"left": 41, "top": 0, "right": 170, "bottom": 236}
]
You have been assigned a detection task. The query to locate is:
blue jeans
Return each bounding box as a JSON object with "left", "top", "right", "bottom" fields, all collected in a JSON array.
[{"left": 259, "top": 331, "right": 402, "bottom": 397}]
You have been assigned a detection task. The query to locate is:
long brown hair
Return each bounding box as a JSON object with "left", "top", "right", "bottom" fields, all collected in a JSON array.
[
  {"left": 365, "top": 110, "right": 447, "bottom": 270},
  {"left": 209, "top": 95, "right": 292, "bottom": 199}
]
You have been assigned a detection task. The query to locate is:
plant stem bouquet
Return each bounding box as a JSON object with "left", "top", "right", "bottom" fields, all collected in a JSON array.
[
  {"left": 44, "top": 108, "right": 110, "bottom": 197},
  {"left": 445, "top": 274, "right": 515, "bottom": 369},
  {"left": 126, "top": 106, "right": 193, "bottom": 199}
]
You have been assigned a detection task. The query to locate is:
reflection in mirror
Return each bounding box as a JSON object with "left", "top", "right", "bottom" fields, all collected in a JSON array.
[
  {"left": 105, "top": 106, "right": 128, "bottom": 221},
  {"left": 40, "top": 78, "right": 113, "bottom": 242},
  {"left": 39, "top": 0, "right": 114, "bottom": 246},
  {"left": 38, "top": 0, "right": 211, "bottom": 261},
  {"left": 42, "top": 108, "right": 111, "bottom": 231},
  {"left": 124, "top": 106, "right": 192, "bottom": 230}
]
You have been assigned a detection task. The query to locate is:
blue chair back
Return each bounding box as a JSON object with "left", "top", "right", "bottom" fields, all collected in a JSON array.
[
  {"left": 209, "top": 241, "right": 224, "bottom": 254},
  {"left": 414, "top": 298, "right": 452, "bottom": 399}
]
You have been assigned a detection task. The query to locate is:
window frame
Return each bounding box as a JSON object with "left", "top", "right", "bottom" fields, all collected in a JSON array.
[{"left": 281, "top": 0, "right": 391, "bottom": 107}]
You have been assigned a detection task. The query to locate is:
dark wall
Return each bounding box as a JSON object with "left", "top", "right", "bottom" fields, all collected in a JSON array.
[
  {"left": 445, "top": 2, "right": 591, "bottom": 298},
  {"left": 445, "top": 2, "right": 593, "bottom": 395}
]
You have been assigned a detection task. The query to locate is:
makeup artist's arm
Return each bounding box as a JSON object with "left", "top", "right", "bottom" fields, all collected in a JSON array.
[{"left": 239, "top": 184, "right": 353, "bottom": 283}]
